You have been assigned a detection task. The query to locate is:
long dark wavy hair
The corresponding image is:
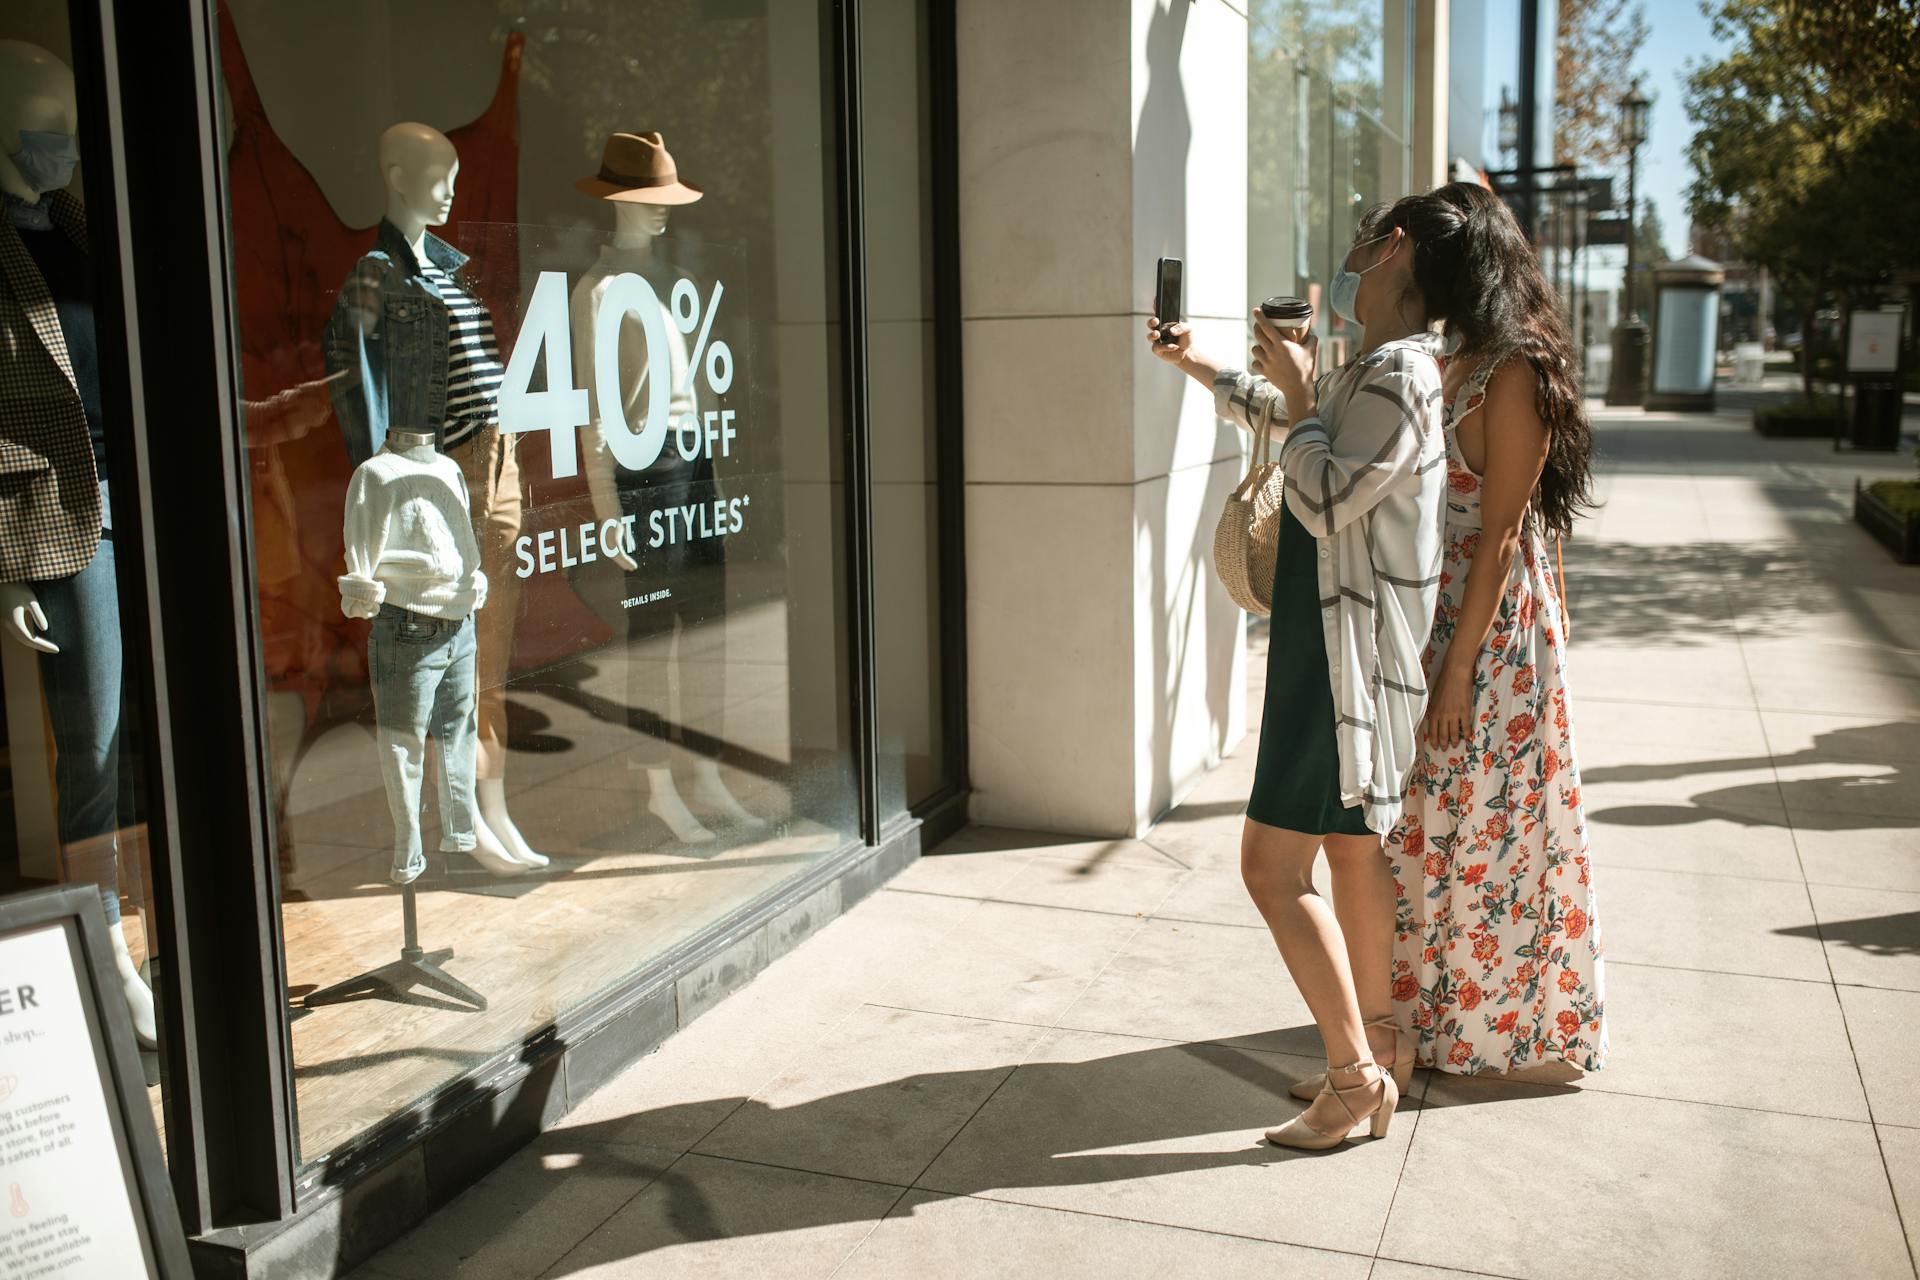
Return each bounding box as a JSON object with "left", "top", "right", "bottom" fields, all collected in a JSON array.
[{"left": 1354, "top": 182, "right": 1596, "bottom": 538}]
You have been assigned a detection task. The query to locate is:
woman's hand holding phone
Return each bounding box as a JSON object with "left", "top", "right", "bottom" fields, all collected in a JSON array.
[{"left": 1146, "top": 314, "right": 1191, "bottom": 365}]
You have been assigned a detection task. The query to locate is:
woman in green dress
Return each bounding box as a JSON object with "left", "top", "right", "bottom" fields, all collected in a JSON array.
[{"left": 1148, "top": 188, "right": 1483, "bottom": 1148}]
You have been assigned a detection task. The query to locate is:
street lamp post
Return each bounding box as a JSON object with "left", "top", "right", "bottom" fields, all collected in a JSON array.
[{"left": 1606, "top": 85, "right": 1654, "bottom": 407}]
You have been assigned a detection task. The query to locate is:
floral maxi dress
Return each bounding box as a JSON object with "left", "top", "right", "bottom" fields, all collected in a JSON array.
[{"left": 1383, "top": 358, "right": 1607, "bottom": 1075}]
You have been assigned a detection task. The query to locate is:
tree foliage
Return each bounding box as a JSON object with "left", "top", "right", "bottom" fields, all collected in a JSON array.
[{"left": 1555, "top": 0, "right": 1652, "bottom": 168}]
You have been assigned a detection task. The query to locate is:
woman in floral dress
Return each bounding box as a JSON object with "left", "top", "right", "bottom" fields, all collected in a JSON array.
[{"left": 1384, "top": 184, "right": 1607, "bottom": 1076}]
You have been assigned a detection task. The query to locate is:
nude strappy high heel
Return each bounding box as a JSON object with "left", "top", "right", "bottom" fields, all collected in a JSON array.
[
  {"left": 1290, "top": 1015, "right": 1414, "bottom": 1100},
  {"left": 1266, "top": 1058, "right": 1398, "bottom": 1150}
]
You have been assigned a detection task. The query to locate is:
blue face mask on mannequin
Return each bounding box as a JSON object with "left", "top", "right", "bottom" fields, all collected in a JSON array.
[
  {"left": 9, "top": 130, "right": 79, "bottom": 196},
  {"left": 1328, "top": 230, "right": 1401, "bottom": 326}
]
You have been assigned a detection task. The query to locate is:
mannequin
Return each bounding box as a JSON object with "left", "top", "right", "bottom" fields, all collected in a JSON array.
[
  {"left": 325, "top": 122, "right": 545, "bottom": 876},
  {"left": 339, "top": 425, "right": 488, "bottom": 882},
  {"left": 572, "top": 132, "right": 762, "bottom": 844},
  {"left": 0, "top": 40, "right": 156, "bottom": 1045}
]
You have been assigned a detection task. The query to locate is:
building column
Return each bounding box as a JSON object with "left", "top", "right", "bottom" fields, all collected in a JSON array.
[
  {"left": 1414, "top": 0, "right": 1451, "bottom": 191},
  {"left": 957, "top": 0, "right": 1249, "bottom": 836}
]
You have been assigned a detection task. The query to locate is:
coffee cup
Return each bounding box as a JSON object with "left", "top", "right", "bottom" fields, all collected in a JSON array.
[{"left": 1259, "top": 295, "right": 1313, "bottom": 342}]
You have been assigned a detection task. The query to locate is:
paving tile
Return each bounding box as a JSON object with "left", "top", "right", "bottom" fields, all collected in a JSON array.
[
  {"left": 1593, "top": 807, "right": 1804, "bottom": 883},
  {"left": 1060, "top": 917, "right": 1321, "bottom": 1057},
  {"left": 559, "top": 889, "right": 977, "bottom": 1152},
  {"left": 1370, "top": 1263, "right": 1528, "bottom": 1280},
  {"left": 990, "top": 849, "right": 1189, "bottom": 918},
  {"left": 1807, "top": 884, "right": 1920, "bottom": 991},
  {"left": 1384, "top": 1077, "right": 1910, "bottom": 1279},
  {"left": 693, "top": 1005, "right": 1044, "bottom": 1186},
  {"left": 871, "top": 898, "right": 1143, "bottom": 1027},
  {"left": 355, "top": 1131, "right": 673, "bottom": 1280},
  {"left": 1591, "top": 963, "right": 1868, "bottom": 1121},
  {"left": 542, "top": 1153, "right": 902, "bottom": 1278},
  {"left": 1151, "top": 864, "right": 1270, "bottom": 930},
  {"left": 1877, "top": 1123, "right": 1920, "bottom": 1269},
  {"left": 836, "top": 1191, "right": 1370, "bottom": 1279},
  {"left": 1839, "top": 986, "right": 1920, "bottom": 1128},
  {"left": 1794, "top": 827, "right": 1920, "bottom": 894},
  {"left": 917, "top": 1027, "right": 1411, "bottom": 1256},
  {"left": 1598, "top": 865, "right": 1828, "bottom": 981},
  {"left": 1142, "top": 803, "right": 1247, "bottom": 871},
  {"left": 1572, "top": 698, "right": 1768, "bottom": 755},
  {"left": 1761, "top": 710, "right": 1920, "bottom": 765}
]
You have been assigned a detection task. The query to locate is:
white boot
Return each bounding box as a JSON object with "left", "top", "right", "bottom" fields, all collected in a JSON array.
[
  {"left": 108, "top": 921, "right": 158, "bottom": 1048},
  {"left": 476, "top": 778, "right": 549, "bottom": 868},
  {"left": 692, "top": 759, "right": 766, "bottom": 829},
  {"left": 465, "top": 811, "right": 532, "bottom": 876},
  {"left": 645, "top": 766, "right": 715, "bottom": 845}
]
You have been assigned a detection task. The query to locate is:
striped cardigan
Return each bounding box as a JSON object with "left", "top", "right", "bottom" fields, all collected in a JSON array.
[{"left": 1214, "top": 332, "right": 1447, "bottom": 834}]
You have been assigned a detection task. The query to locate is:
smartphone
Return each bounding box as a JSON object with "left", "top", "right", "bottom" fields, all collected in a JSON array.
[{"left": 1154, "top": 256, "right": 1183, "bottom": 344}]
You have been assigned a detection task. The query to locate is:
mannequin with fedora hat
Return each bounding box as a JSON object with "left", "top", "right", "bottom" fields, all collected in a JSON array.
[
  {"left": 572, "top": 132, "right": 761, "bottom": 845},
  {"left": 325, "top": 121, "right": 547, "bottom": 878}
]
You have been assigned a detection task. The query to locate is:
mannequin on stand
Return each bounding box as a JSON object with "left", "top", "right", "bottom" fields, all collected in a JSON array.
[
  {"left": 325, "top": 122, "right": 545, "bottom": 876},
  {"left": 572, "top": 132, "right": 762, "bottom": 845},
  {"left": 306, "top": 427, "right": 490, "bottom": 1011},
  {"left": 0, "top": 40, "right": 155, "bottom": 1045}
]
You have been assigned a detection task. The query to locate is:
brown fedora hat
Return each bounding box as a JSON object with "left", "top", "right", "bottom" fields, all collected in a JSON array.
[{"left": 576, "top": 131, "right": 704, "bottom": 205}]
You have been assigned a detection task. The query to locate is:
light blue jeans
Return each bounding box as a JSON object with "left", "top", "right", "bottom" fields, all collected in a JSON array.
[{"left": 369, "top": 605, "right": 478, "bottom": 883}]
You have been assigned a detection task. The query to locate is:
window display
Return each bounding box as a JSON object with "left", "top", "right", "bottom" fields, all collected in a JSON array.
[
  {"left": 0, "top": 28, "right": 159, "bottom": 1083},
  {"left": 219, "top": 0, "right": 860, "bottom": 1162}
]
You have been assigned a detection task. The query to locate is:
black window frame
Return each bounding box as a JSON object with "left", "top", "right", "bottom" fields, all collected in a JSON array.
[{"left": 62, "top": 0, "right": 966, "bottom": 1247}]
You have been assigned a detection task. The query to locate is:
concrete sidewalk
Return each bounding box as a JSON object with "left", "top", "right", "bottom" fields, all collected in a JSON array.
[{"left": 351, "top": 406, "right": 1920, "bottom": 1279}]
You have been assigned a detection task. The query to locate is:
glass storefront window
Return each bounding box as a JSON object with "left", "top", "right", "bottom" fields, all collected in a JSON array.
[
  {"left": 1249, "top": 0, "right": 1414, "bottom": 366},
  {"left": 219, "top": 0, "right": 862, "bottom": 1162},
  {"left": 0, "top": 11, "right": 164, "bottom": 1148}
]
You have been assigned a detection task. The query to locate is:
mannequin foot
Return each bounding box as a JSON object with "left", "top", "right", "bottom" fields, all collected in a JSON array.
[
  {"left": 476, "top": 779, "right": 549, "bottom": 868},
  {"left": 108, "top": 922, "right": 158, "bottom": 1048},
  {"left": 692, "top": 760, "right": 767, "bottom": 829},
  {"left": 645, "top": 767, "right": 716, "bottom": 845},
  {"left": 464, "top": 818, "right": 532, "bottom": 877}
]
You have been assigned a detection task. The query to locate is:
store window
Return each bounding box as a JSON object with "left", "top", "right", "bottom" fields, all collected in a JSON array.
[
  {"left": 219, "top": 0, "right": 862, "bottom": 1163},
  {"left": 1249, "top": 0, "right": 1414, "bottom": 367},
  {"left": 0, "top": 10, "right": 164, "bottom": 1145}
]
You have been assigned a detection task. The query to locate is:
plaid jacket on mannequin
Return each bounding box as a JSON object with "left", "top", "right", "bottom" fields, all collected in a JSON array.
[{"left": 0, "top": 189, "right": 103, "bottom": 583}]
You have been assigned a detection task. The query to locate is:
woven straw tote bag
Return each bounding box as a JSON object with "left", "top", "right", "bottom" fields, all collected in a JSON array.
[{"left": 1212, "top": 395, "right": 1286, "bottom": 615}]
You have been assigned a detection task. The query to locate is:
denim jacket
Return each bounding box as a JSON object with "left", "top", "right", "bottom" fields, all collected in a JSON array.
[{"left": 323, "top": 220, "right": 468, "bottom": 468}]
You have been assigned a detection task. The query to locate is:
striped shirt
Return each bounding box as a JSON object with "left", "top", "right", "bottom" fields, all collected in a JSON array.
[
  {"left": 1214, "top": 331, "right": 1447, "bottom": 833},
  {"left": 420, "top": 261, "right": 504, "bottom": 450}
]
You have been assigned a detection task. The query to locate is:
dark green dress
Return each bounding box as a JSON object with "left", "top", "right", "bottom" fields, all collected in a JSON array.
[{"left": 1245, "top": 502, "right": 1373, "bottom": 836}]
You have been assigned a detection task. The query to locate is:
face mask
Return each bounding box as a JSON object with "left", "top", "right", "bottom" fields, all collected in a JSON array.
[
  {"left": 8, "top": 130, "right": 79, "bottom": 195},
  {"left": 1329, "top": 231, "right": 1399, "bottom": 325}
]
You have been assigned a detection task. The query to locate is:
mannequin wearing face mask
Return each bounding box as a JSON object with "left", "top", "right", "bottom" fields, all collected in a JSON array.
[
  {"left": 0, "top": 39, "right": 155, "bottom": 1046},
  {"left": 1148, "top": 216, "right": 1447, "bottom": 1149},
  {"left": 324, "top": 122, "right": 544, "bottom": 877},
  {"left": 571, "top": 132, "right": 760, "bottom": 846}
]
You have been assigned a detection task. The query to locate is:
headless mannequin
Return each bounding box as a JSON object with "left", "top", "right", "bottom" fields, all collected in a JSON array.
[
  {"left": 374, "top": 124, "right": 546, "bottom": 873},
  {"left": 575, "top": 200, "right": 760, "bottom": 841},
  {"left": 0, "top": 41, "right": 156, "bottom": 1044}
]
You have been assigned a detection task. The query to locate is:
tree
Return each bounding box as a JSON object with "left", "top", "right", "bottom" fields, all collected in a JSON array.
[
  {"left": 1555, "top": 0, "right": 1652, "bottom": 169},
  {"left": 1685, "top": 0, "right": 1920, "bottom": 395}
]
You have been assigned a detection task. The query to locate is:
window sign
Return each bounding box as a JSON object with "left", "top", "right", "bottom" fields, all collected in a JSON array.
[{"left": 0, "top": 887, "right": 190, "bottom": 1278}]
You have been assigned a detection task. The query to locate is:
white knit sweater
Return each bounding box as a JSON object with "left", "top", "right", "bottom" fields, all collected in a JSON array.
[{"left": 339, "top": 444, "right": 489, "bottom": 620}]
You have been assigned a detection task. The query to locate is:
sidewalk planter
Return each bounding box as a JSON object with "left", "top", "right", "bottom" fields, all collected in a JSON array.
[
  {"left": 1855, "top": 479, "right": 1920, "bottom": 563},
  {"left": 1754, "top": 396, "right": 1845, "bottom": 438}
]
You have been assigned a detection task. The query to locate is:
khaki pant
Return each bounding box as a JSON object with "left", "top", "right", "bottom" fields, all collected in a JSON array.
[{"left": 448, "top": 425, "right": 523, "bottom": 781}]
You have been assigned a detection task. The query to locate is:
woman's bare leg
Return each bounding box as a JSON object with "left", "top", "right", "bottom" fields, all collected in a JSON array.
[
  {"left": 1241, "top": 818, "right": 1381, "bottom": 1128},
  {"left": 1325, "top": 831, "right": 1399, "bottom": 1067}
]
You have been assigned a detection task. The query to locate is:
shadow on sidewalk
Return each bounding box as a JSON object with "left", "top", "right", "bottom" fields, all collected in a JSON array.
[
  {"left": 1584, "top": 721, "right": 1919, "bottom": 833},
  {"left": 390, "top": 1035, "right": 1442, "bottom": 1274},
  {"left": 1564, "top": 538, "right": 1815, "bottom": 643},
  {"left": 1777, "top": 911, "right": 1920, "bottom": 959}
]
